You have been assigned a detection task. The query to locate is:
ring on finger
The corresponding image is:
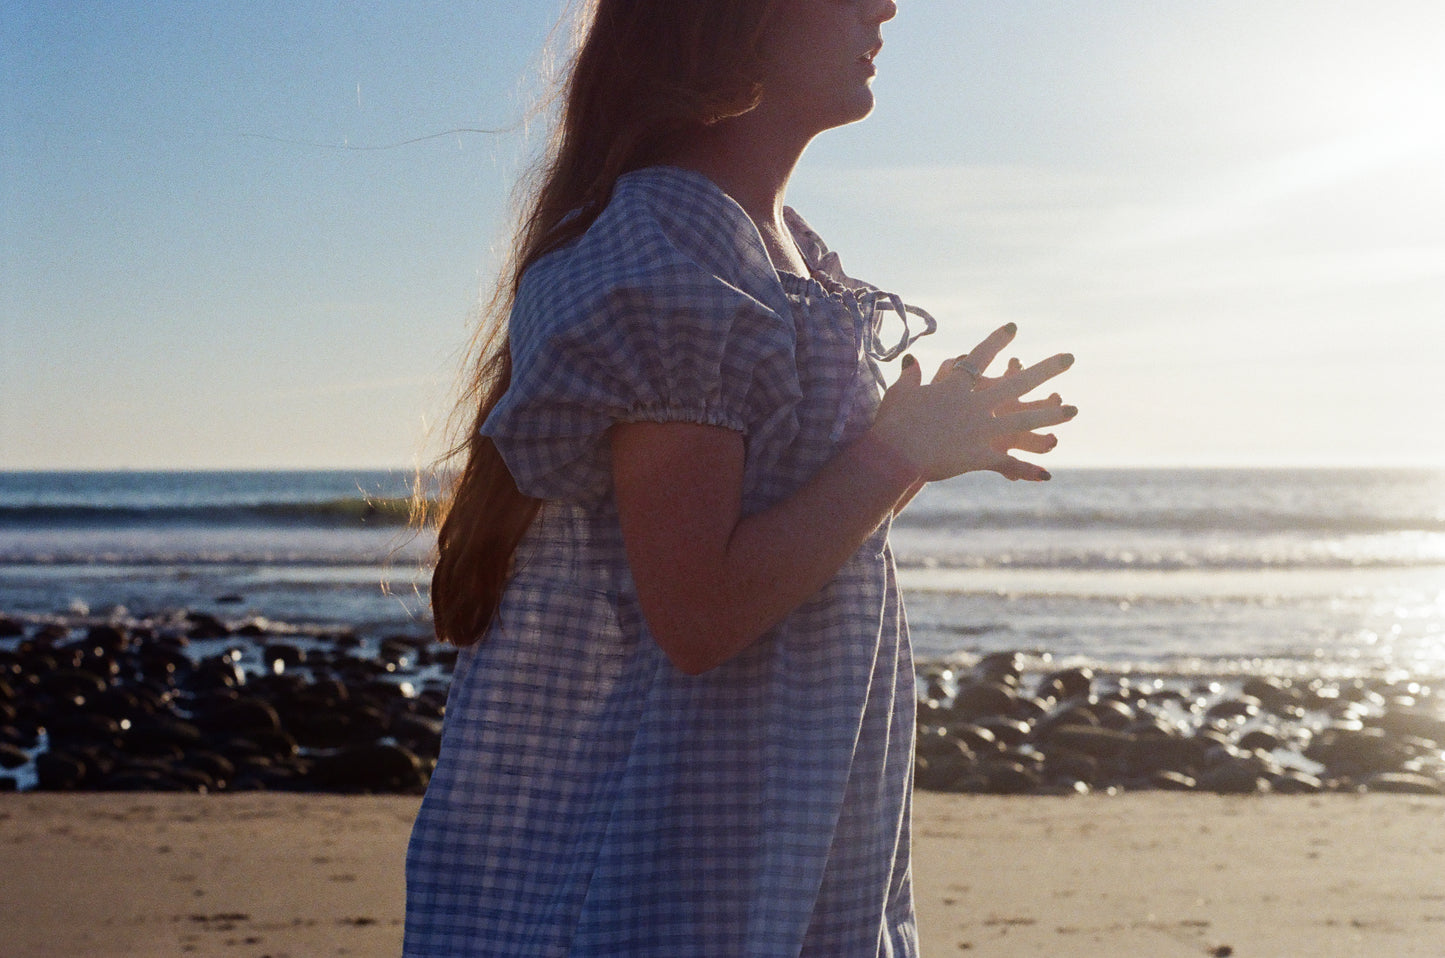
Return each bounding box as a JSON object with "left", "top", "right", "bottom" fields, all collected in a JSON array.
[{"left": 952, "top": 358, "right": 982, "bottom": 383}]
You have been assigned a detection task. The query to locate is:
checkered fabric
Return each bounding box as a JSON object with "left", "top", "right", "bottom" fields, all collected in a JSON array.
[{"left": 405, "top": 166, "right": 934, "bottom": 957}]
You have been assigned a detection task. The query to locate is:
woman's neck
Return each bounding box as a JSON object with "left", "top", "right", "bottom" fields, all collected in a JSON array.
[{"left": 668, "top": 114, "right": 814, "bottom": 275}]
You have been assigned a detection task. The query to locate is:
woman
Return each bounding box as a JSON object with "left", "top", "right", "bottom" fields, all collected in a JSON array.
[{"left": 405, "top": 1, "right": 1076, "bottom": 954}]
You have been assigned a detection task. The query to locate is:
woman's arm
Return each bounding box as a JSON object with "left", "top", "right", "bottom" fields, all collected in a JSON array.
[{"left": 612, "top": 324, "right": 1075, "bottom": 675}]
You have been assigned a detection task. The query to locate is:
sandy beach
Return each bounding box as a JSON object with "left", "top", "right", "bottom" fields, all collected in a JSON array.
[{"left": 2, "top": 792, "right": 1441, "bottom": 957}]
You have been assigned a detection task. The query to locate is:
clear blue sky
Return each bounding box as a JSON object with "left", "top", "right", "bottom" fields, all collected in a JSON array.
[{"left": 3, "top": 1, "right": 1442, "bottom": 469}]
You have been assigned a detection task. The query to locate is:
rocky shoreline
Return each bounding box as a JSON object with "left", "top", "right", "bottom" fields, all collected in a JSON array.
[
  {"left": 0, "top": 608, "right": 451, "bottom": 794},
  {"left": 917, "top": 653, "right": 1445, "bottom": 796},
  {"left": 2, "top": 608, "right": 1443, "bottom": 796}
]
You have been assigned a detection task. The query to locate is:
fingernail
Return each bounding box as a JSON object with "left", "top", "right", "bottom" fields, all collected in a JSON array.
[
  {"left": 1064, "top": 406, "right": 1078, "bottom": 418},
  {"left": 902, "top": 354, "right": 916, "bottom": 369},
  {"left": 1061, "top": 353, "right": 1075, "bottom": 367},
  {"left": 1003, "top": 322, "right": 1017, "bottom": 335},
  {"left": 1039, "top": 469, "right": 1052, "bottom": 481}
]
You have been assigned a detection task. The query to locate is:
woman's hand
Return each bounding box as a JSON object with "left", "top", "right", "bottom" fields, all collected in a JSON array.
[
  {"left": 870, "top": 323, "right": 1076, "bottom": 482},
  {"left": 612, "top": 323, "right": 1073, "bottom": 673}
]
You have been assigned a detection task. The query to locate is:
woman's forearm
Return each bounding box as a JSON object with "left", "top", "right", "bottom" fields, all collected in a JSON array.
[{"left": 612, "top": 421, "right": 915, "bottom": 674}]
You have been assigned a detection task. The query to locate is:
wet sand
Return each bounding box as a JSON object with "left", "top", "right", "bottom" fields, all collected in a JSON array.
[{"left": 1, "top": 792, "right": 1441, "bottom": 957}]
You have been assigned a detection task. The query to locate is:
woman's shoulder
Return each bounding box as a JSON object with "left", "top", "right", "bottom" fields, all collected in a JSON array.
[{"left": 521, "top": 167, "right": 785, "bottom": 316}]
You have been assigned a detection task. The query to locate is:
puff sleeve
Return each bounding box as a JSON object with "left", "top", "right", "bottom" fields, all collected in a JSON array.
[{"left": 483, "top": 237, "right": 802, "bottom": 505}]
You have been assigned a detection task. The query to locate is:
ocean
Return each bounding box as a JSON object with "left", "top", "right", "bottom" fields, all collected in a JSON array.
[{"left": 2, "top": 468, "right": 1442, "bottom": 684}]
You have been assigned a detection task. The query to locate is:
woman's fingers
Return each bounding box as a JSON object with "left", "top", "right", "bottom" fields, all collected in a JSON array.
[
  {"left": 1012, "top": 392, "right": 1063, "bottom": 412},
  {"left": 1005, "top": 431, "right": 1058, "bottom": 455},
  {"left": 994, "top": 403, "right": 1078, "bottom": 433},
  {"left": 986, "top": 353, "right": 1073, "bottom": 402},
  {"left": 895, "top": 353, "right": 924, "bottom": 390},
  {"left": 947, "top": 323, "right": 1018, "bottom": 389},
  {"left": 991, "top": 454, "right": 1051, "bottom": 482},
  {"left": 887, "top": 326, "right": 1075, "bottom": 482}
]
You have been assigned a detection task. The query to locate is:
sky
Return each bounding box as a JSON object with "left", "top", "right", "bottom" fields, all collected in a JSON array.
[{"left": 2, "top": 0, "right": 1442, "bottom": 470}]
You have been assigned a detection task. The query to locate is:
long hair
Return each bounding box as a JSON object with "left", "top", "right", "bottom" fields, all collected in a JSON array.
[{"left": 428, "top": 0, "right": 780, "bottom": 646}]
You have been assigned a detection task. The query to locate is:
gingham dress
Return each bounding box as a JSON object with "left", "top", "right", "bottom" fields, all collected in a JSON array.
[{"left": 405, "top": 166, "right": 935, "bottom": 957}]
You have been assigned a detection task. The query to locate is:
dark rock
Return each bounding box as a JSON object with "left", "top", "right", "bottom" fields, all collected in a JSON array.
[
  {"left": 188, "top": 656, "right": 246, "bottom": 691},
  {"left": 84, "top": 624, "right": 130, "bottom": 654},
  {"left": 915, "top": 747, "right": 975, "bottom": 792},
  {"left": 286, "top": 711, "right": 353, "bottom": 750},
  {"left": 915, "top": 727, "right": 977, "bottom": 791},
  {"left": 978, "top": 758, "right": 1041, "bottom": 795},
  {"left": 1375, "top": 709, "right": 1445, "bottom": 746},
  {"left": 948, "top": 722, "right": 1002, "bottom": 756},
  {"left": 40, "top": 668, "right": 109, "bottom": 702},
  {"left": 185, "top": 612, "right": 231, "bottom": 639},
  {"left": 1237, "top": 729, "right": 1282, "bottom": 752},
  {"left": 950, "top": 681, "right": 1016, "bottom": 721},
  {"left": 262, "top": 643, "right": 306, "bottom": 670},
  {"left": 1270, "top": 770, "right": 1324, "bottom": 794},
  {"left": 916, "top": 696, "right": 948, "bottom": 726},
  {"left": 378, "top": 637, "right": 415, "bottom": 665},
  {"left": 249, "top": 728, "right": 300, "bottom": 760},
  {"left": 1206, "top": 696, "right": 1262, "bottom": 723},
  {"left": 138, "top": 645, "right": 192, "bottom": 683},
  {"left": 4, "top": 722, "right": 41, "bottom": 751},
  {"left": 102, "top": 768, "right": 183, "bottom": 791},
  {"left": 1036, "top": 702, "right": 1099, "bottom": 737},
  {"left": 184, "top": 750, "right": 237, "bottom": 785},
  {"left": 1150, "top": 770, "right": 1198, "bottom": 791},
  {"left": 1242, "top": 676, "right": 1304, "bottom": 717},
  {"left": 1012, "top": 696, "right": 1049, "bottom": 724},
  {"left": 1036, "top": 667, "right": 1094, "bottom": 703},
  {"left": 391, "top": 714, "right": 444, "bottom": 757},
  {"left": 1041, "top": 747, "right": 1099, "bottom": 786},
  {"left": 972, "top": 651, "right": 1024, "bottom": 687},
  {"left": 1306, "top": 726, "right": 1409, "bottom": 776},
  {"left": 126, "top": 715, "right": 204, "bottom": 754},
  {"left": 414, "top": 688, "right": 447, "bottom": 719},
  {"left": 311, "top": 743, "right": 426, "bottom": 792},
  {"left": 36, "top": 750, "right": 87, "bottom": 790},
  {"left": 1194, "top": 727, "right": 1233, "bottom": 751},
  {"left": 1044, "top": 725, "right": 1133, "bottom": 761},
  {"left": 1197, "top": 760, "right": 1269, "bottom": 795},
  {"left": 167, "top": 767, "right": 217, "bottom": 792},
  {"left": 45, "top": 712, "right": 123, "bottom": 749},
  {"left": 1126, "top": 716, "right": 1177, "bottom": 739},
  {"left": 973, "top": 716, "right": 1031, "bottom": 748},
  {"left": 198, "top": 697, "right": 282, "bottom": 737},
  {"left": 1363, "top": 772, "right": 1443, "bottom": 795},
  {"left": 1086, "top": 697, "right": 1135, "bottom": 731},
  {"left": 0, "top": 742, "right": 28, "bottom": 770},
  {"left": 1120, "top": 732, "right": 1202, "bottom": 778},
  {"left": 32, "top": 623, "right": 69, "bottom": 644}
]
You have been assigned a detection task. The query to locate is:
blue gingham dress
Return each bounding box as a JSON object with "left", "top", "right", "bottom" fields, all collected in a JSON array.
[{"left": 406, "top": 166, "right": 935, "bottom": 957}]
